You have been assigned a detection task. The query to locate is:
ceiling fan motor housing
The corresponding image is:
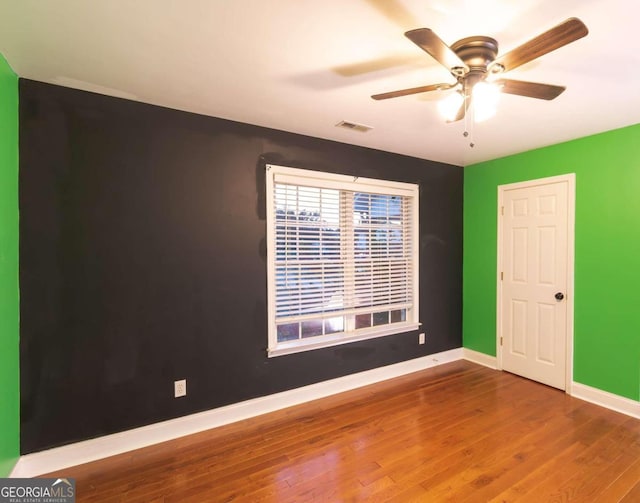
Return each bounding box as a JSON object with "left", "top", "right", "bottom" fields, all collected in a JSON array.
[
  {"left": 451, "top": 36, "right": 499, "bottom": 68},
  {"left": 450, "top": 36, "right": 500, "bottom": 91}
]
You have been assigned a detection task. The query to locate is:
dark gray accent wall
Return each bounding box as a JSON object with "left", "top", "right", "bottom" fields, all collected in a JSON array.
[{"left": 19, "top": 79, "right": 463, "bottom": 454}]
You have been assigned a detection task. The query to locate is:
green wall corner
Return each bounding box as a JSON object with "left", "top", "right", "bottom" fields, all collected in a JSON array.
[
  {"left": 463, "top": 124, "right": 640, "bottom": 401},
  {"left": 0, "top": 52, "right": 19, "bottom": 477}
]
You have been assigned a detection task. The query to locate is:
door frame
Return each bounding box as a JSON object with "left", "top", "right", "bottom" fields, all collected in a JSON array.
[{"left": 496, "top": 173, "right": 576, "bottom": 393}]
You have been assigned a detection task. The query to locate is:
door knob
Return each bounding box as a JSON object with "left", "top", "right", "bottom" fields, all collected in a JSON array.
[{"left": 555, "top": 292, "right": 565, "bottom": 301}]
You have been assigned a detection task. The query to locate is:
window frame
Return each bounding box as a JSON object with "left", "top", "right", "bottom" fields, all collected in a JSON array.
[{"left": 266, "top": 164, "right": 420, "bottom": 357}]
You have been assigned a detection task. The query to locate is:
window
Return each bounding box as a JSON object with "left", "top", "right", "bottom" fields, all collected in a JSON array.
[{"left": 266, "top": 165, "right": 419, "bottom": 356}]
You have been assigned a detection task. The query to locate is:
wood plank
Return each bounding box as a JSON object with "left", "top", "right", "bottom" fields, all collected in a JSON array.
[
  {"left": 601, "top": 457, "right": 640, "bottom": 502},
  {"left": 42, "top": 361, "right": 640, "bottom": 502},
  {"left": 620, "top": 480, "right": 640, "bottom": 503}
]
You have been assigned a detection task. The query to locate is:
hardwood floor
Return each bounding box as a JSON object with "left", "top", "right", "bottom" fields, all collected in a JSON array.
[{"left": 45, "top": 360, "right": 640, "bottom": 502}]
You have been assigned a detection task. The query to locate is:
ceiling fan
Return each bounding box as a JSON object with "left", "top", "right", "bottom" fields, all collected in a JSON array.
[{"left": 371, "top": 18, "right": 588, "bottom": 122}]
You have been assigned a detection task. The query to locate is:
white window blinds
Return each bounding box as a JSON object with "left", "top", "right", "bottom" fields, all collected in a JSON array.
[{"left": 267, "top": 165, "right": 419, "bottom": 356}]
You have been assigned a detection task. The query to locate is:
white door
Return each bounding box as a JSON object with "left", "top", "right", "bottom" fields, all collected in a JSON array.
[{"left": 498, "top": 174, "right": 574, "bottom": 390}]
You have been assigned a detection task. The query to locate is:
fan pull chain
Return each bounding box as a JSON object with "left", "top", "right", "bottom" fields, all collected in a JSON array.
[{"left": 462, "top": 89, "right": 475, "bottom": 148}]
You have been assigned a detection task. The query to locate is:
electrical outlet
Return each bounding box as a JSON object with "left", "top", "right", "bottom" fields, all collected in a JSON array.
[
  {"left": 174, "top": 379, "right": 187, "bottom": 398},
  {"left": 419, "top": 332, "right": 426, "bottom": 345}
]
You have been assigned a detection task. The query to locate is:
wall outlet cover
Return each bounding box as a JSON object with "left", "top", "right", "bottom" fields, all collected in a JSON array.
[{"left": 174, "top": 379, "right": 187, "bottom": 398}]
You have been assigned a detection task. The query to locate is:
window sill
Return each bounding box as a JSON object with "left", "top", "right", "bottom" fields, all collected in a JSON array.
[{"left": 267, "top": 322, "right": 421, "bottom": 357}]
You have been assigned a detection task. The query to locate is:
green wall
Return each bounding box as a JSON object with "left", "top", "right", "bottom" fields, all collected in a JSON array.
[
  {"left": 0, "top": 53, "right": 19, "bottom": 476},
  {"left": 464, "top": 124, "right": 640, "bottom": 401}
]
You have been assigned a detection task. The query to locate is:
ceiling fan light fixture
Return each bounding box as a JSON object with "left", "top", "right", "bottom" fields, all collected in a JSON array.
[
  {"left": 488, "top": 62, "right": 505, "bottom": 75},
  {"left": 437, "top": 90, "right": 464, "bottom": 121},
  {"left": 472, "top": 82, "right": 501, "bottom": 122}
]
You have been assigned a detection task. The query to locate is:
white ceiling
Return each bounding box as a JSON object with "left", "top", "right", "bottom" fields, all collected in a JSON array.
[{"left": 1, "top": 0, "right": 639, "bottom": 166}]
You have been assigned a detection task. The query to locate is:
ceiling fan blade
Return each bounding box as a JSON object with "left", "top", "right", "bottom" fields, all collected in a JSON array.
[
  {"left": 365, "top": 0, "right": 421, "bottom": 29},
  {"left": 405, "top": 28, "right": 468, "bottom": 73},
  {"left": 448, "top": 94, "right": 471, "bottom": 123},
  {"left": 492, "top": 17, "right": 588, "bottom": 72},
  {"left": 494, "top": 79, "right": 566, "bottom": 100},
  {"left": 333, "top": 53, "right": 424, "bottom": 77},
  {"left": 371, "top": 83, "right": 454, "bottom": 100}
]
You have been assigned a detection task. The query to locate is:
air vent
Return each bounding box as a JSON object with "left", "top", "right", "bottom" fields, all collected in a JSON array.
[{"left": 335, "top": 120, "right": 373, "bottom": 133}]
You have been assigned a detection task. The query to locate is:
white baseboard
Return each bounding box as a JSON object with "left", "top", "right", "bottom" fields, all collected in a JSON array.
[
  {"left": 10, "top": 348, "right": 463, "bottom": 478},
  {"left": 571, "top": 382, "right": 640, "bottom": 419},
  {"left": 462, "top": 348, "right": 498, "bottom": 369}
]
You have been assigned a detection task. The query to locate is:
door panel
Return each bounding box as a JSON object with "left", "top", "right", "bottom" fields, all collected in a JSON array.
[
  {"left": 511, "top": 299, "right": 527, "bottom": 355},
  {"left": 500, "top": 178, "right": 571, "bottom": 390},
  {"left": 536, "top": 302, "right": 555, "bottom": 363}
]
